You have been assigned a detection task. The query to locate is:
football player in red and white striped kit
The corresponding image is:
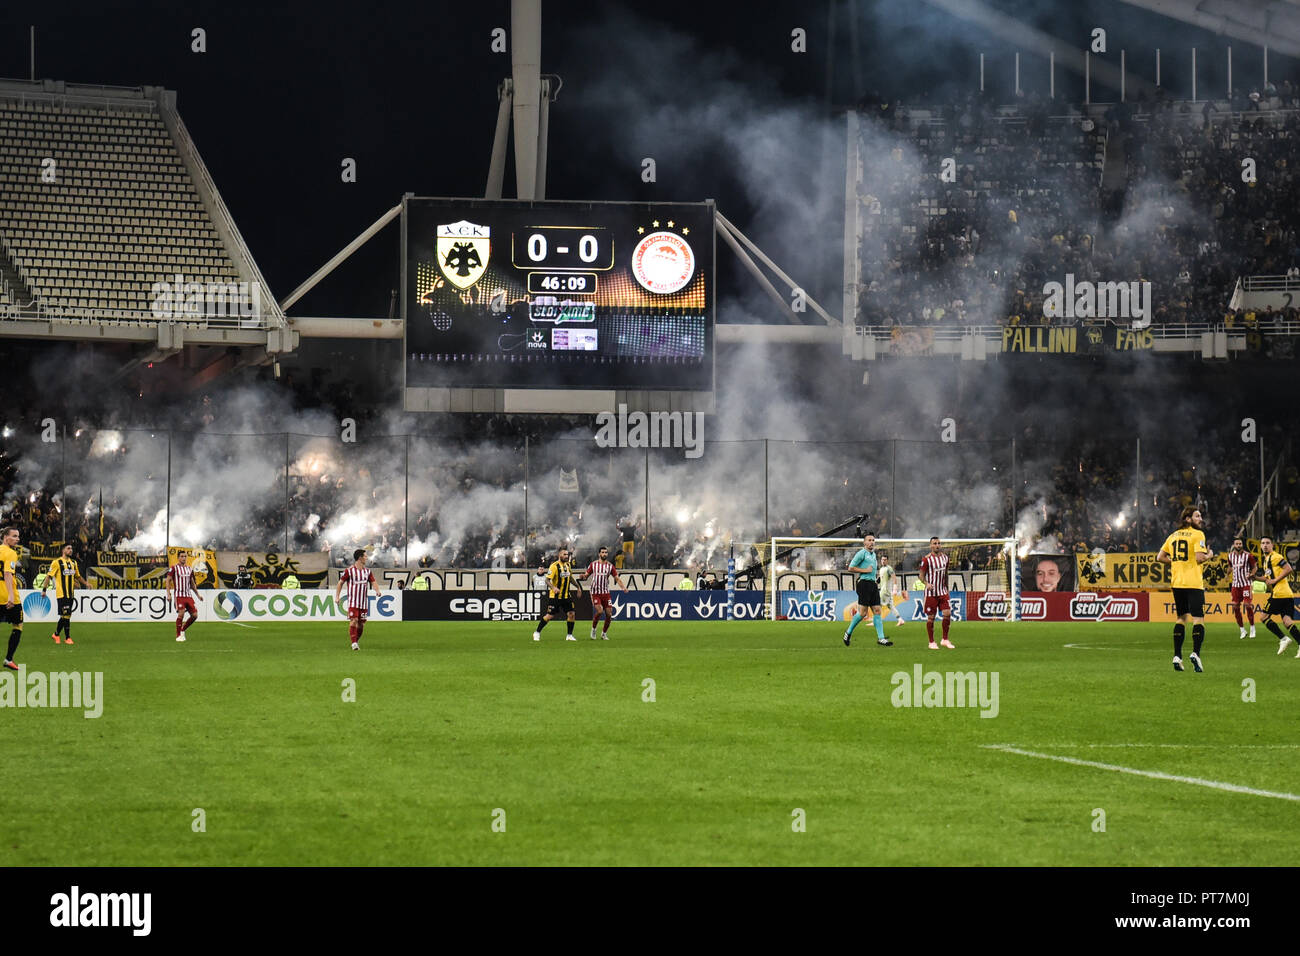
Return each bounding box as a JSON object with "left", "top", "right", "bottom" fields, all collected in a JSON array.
[
  {"left": 579, "top": 545, "right": 627, "bottom": 640},
  {"left": 919, "top": 536, "right": 955, "bottom": 649},
  {"left": 335, "top": 549, "right": 378, "bottom": 650},
  {"left": 1227, "top": 536, "right": 1258, "bottom": 639},
  {"left": 166, "top": 553, "right": 204, "bottom": 643}
]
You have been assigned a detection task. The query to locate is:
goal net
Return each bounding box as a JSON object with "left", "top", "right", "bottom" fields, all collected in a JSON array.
[{"left": 763, "top": 537, "right": 1019, "bottom": 622}]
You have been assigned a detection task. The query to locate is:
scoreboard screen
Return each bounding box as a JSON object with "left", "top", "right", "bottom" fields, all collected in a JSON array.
[{"left": 404, "top": 198, "right": 714, "bottom": 390}]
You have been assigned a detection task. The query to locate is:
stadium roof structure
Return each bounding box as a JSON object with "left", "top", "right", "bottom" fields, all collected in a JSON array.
[
  {"left": 1117, "top": 0, "right": 1300, "bottom": 59},
  {"left": 0, "top": 78, "right": 292, "bottom": 378}
]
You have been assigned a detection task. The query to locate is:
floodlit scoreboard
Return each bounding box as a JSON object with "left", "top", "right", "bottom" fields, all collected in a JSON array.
[{"left": 402, "top": 198, "right": 715, "bottom": 414}]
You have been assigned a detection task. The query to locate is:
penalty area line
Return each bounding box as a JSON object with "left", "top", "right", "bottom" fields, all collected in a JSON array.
[{"left": 981, "top": 744, "right": 1300, "bottom": 802}]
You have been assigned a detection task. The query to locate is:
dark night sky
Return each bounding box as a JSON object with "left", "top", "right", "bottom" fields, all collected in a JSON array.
[{"left": 2, "top": 1, "right": 1292, "bottom": 319}]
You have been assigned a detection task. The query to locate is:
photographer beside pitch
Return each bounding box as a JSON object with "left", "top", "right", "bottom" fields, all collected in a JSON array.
[{"left": 1157, "top": 507, "right": 1212, "bottom": 672}]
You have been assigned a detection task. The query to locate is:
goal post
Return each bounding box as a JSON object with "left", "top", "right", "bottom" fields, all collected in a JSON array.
[{"left": 764, "top": 537, "right": 1020, "bottom": 622}]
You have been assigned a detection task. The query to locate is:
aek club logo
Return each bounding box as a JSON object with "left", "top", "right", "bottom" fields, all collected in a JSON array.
[
  {"left": 436, "top": 220, "right": 490, "bottom": 291},
  {"left": 214, "top": 591, "right": 244, "bottom": 620}
]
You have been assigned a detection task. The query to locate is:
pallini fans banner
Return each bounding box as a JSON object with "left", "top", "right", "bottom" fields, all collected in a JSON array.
[
  {"left": 1075, "top": 552, "right": 1234, "bottom": 590},
  {"left": 16, "top": 589, "right": 402, "bottom": 623}
]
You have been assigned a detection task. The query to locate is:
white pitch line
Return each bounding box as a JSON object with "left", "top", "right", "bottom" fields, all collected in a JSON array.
[
  {"left": 1062, "top": 642, "right": 1150, "bottom": 650},
  {"left": 989, "top": 742, "right": 1300, "bottom": 750},
  {"left": 982, "top": 744, "right": 1300, "bottom": 802}
]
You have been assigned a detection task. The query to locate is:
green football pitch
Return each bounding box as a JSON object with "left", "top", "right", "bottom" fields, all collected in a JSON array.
[{"left": 4, "top": 619, "right": 1298, "bottom": 866}]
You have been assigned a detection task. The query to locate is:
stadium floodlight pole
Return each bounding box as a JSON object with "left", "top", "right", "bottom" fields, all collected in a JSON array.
[
  {"left": 1192, "top": 48, "right": 1197, "bottom": 103},
  {"left": 1135, "top": 438, "right": 1141, "bottom": 550},
  {"left": 284, "top": 432, "right": 290, "bottom": 555},
  {"left": 1227, "top": 46, "right": 1232, "bottom": 99},
  {"left": 1264, "top": 46, "right": 1268, "bottom": 89},
  {"left": 1156, "top": 48, "right": 1161, "bottom": 87},
  {"left": 1121, "top": 49, "right": 1125, "bottom": 102},
  {"left": 404, "top": 434, "right": 410, "bottom": 567},
  {"left": 524, "top": 435, "right": 529, "bottom": 563},
  {"left": 165, "top": 430, "right": 172, "bottom": 553},
  {"left": 279, "top": 204, "right": 402, "bottom": 313},
  {"left": 1050, "top": 50, "right": 1054, "bottom": 99},
  {"left": 714, "top": 211, "right": 841, "bottom": 326},
  {"left": 61, "top": 423, "right": 66, "bottom": 545},
  {"left": 511, "top": 0, "right": 542, "bottom": 201}
]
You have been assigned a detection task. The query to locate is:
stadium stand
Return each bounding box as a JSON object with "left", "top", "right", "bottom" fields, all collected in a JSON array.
[
  {"left": 0, "top": 79, "right": 282, "bottom": 329},
  {"left": 852, "top": 93, "right": 1300, "bottom": 334}
]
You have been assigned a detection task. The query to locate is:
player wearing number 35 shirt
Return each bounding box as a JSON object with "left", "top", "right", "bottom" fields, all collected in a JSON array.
[
  {"left": 335, "top": 548, "right": 378, "bottom": 651},
  {"left": 1158, "top": 506, "right": 1211, "bottom": 673}
]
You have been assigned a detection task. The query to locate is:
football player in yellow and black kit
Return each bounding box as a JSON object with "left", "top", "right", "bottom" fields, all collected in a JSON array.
[
  {"left": 1, "top": 527, "right": 23, "bottom": 671},
  {"left": 41, "top": 543, "right": 87, "bottom": 645},
  {"left": 1157, "top": 506, "right": 1212, "bottom": 672},
  {"left": 1257, "top": 536, "right": 1300, "bottom": 657},
  {"left": 531, "top": 547, "right": 583, "bottom": 642}
]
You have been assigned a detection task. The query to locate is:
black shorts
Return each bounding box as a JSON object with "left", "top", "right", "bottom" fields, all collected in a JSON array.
[
  {"left": 1172, "top": 588, "right": 1204, "bottom": 618},
  {"left": 1266, "top": 597, "right": 1296, "bottom": 619},
  {"left": 2, "top": 603, "right": 22, "bottom": 626},
  {"left": 547, "top": 597, "right": 574, "bottom": 616},
  {"left": 856, "top": 579, "right": 881, "bottom": 608},
  {"left": 57, "top": 598, "right": 74, "bottom": 617}
]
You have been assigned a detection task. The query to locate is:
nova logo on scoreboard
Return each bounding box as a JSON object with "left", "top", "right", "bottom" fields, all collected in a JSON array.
[
  {"left": 437, "top": 220, "right": 490, "bottom": 290},
  {"left": 1069, "top": 592, "right": 1140, "bottom": 621}
]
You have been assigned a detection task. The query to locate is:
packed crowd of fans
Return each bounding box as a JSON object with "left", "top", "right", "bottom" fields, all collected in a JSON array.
[
  {"left": 854, "top": 88, "right": 1300, "bottom": 331},
  {"left": 4, "top": 382, "right": 1292, "bottom": 579}
]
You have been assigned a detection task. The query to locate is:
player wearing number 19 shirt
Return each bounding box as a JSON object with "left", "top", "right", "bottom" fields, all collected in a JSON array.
[
  {"left": 166, "top": 555, "right": 204, "bottom": 642},
  {"left": 1157, "top": 506, "right": 1211, "bottom": 672},
  {"left": 580, "top": 546, "right": 625, "bottom": 640},
  {"left": 335, "top": 549, "right": 378, "bottom": 650},
  {"left": 920, "top": 537, "right": 955, "bottom": 649}
]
